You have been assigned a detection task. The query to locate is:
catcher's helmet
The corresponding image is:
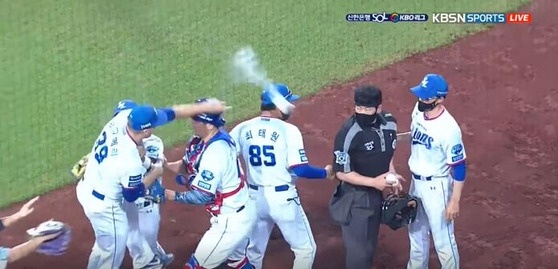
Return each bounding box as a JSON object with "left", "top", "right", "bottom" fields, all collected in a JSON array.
[
  {"left": 381, "top": 192, "right": 420, "bottom": 230},
  {"left": 191, "top": 98, "right": 226, "bottom": 127}
]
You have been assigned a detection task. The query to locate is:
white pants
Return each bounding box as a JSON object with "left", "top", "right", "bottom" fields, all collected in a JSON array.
[
  {"left": 407, "top": 176, "right": 460, "bottom": 269},
  {"left": 77, "top": 182, "right": 128, "bottom": 269},
  {"left": 194, "top": 199, "right": 256, "bottom": 269},
  {"left": 243, "top": 185, "right": 316, "bottom": 269},
  {"left": 123, "top": 201, "right": 158, "bottom": 268},
  {"left": 131, "top": 201, "right": 169, "bottom": 259}
]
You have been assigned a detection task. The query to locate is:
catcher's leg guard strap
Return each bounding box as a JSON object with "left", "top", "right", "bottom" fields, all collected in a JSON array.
[{"left": 184, "top": 255, "right": 203, "bottom": 269}]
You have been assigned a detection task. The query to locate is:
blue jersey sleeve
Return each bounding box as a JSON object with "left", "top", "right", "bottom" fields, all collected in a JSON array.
[
  {"left": 452, "top": 161, "right": 466, "bottom": 181},
  {"left": 291, "top": 164, "right": 327, "bottom": 179}
]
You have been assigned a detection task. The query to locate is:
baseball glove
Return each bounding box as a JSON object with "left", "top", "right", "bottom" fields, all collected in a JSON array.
[
  {"left": 26, "top": 220, "right": 72, "bottom": 256},
  {"left": 145, "top": 180, "right": 166, "bottom": 204},
  {"left": 70, "top": 154, "right": 89, "bottom": 181},
  {"left": 381, "top": 192, "right": 420, "bottom": 231}
]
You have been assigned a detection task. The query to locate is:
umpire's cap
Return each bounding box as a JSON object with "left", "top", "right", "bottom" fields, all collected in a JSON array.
[
  {"left": 411, "top": 74, "right": 448, "bottom": 100},
  {"left": 191, "top": 98, "right": 226, "bottom": 127}
]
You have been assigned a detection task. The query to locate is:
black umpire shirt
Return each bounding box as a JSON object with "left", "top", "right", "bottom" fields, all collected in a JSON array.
[{"left": 332, "top": 111, "right": 397, "bottom": 190}]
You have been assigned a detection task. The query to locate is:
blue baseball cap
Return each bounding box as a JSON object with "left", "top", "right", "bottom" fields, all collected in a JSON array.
[
  {"left": 410, "top": 74, "right": 449, "bottom": 100},
  {"left": 191, "top": 98, "right": 226, "bottom": 127},
  {"left": 128, "top": 105, "right": 170, "bottom": 131},
  {"left": 261, "top": 83, "right": 300, "bottom": 106},
  {"left": 113, "top": 99, "right": 137, "bottom": 116}
]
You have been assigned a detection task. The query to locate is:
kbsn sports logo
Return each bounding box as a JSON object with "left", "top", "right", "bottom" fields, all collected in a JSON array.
[
  {"left": 346, "top": 12, "right": 429, "bottom": 23},
  {"left": 431, "top": 12, "right": 532, "bottom": 24}
]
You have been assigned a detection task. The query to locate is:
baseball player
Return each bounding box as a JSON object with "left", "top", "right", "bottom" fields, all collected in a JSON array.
[
  {"left": 73, "top": 100, "right": 174, "bottom": 268},
  {"left": 228, "top": 84, "right": 333, "bottom": 269},
  {"left": 76, "top": 99, "right": 227, "bottom": 269},
  {"left": 398, "top": 74, "right": 467, "bottom": 269},
  {"left": 162, "top": 98, "right": 256, "bottom": 269}
]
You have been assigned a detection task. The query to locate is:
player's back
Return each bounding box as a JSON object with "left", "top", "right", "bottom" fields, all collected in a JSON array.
[
  {"left": 231, "top": 117, "right": 303, "bottom": 186},
  {"left": 82, "top": 110, "right": 143, "bottom": 201}
]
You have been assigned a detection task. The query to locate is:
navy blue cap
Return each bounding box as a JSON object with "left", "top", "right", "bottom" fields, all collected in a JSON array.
[
  {"left": 191, "top": 98, "right": 226, "bottom": 127},
  {"left": 261, "top": 83, "right": 300, "bottom": 106},
  {"left": 410, "top": 74, "right": 449, "bottom": 100},
  {"left": 113, "top": 99, "right": 137, "bottom": 116},
  {"left": 128, "top": 105, "right": 169, "bottom": 131}
]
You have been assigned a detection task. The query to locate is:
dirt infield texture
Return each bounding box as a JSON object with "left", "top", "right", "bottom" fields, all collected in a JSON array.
[{"left": 1, "top": 0, "right": 557, "bottom": 268}]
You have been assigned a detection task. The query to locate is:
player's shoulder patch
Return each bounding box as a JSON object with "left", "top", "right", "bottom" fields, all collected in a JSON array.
[
  {"left": 197, "top": 181, "right": 212, "bottom": 191},
  {"left": 201, "top": 170, "right": 215, "bottom": 181}
]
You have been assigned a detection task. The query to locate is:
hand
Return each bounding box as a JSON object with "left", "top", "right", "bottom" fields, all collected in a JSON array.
[
  {"left": 324, "top": 165, "right": 334, "bottom": 180},
  {"left": 371, "top": 173, "right": 393, "bottom": 191},
  {"left": 445, "top": 199, "right": 460, "bottom": 222},
  {"left": 151, "top": 165, "right": 164, "bottom": 177},
  {"left": 31, "top": 231, "right": 63, "bottom": 244},
  {"left": 17, "top": 196, "right": 39, "bottom": 219},
  {"left": 199, "top": 98, "right": 228, "bottom": 114}
]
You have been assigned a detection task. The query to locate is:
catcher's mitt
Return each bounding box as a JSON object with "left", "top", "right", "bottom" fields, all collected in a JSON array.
[
  {"left": 381, "top": 192, "right": 420, "bottom": 231},
  {"left": 26, "top": 220, "right": 71, "bottom": 256},
  {"left": 145, "top": 180, "right": 166, "bottom": 204},
  {"left": 70, "top": 154, "right": 89, "bottom": 181}
]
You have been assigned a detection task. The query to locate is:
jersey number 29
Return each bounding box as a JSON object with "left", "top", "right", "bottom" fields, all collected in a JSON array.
[
  {"left": 248, "top": 145, "right": 276, "bottom": 167},
  {"left": 94, "top": 131, "right": 108, "bottom": 164}
]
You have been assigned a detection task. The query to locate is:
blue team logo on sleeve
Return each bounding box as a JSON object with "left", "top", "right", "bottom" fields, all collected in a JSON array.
[
  {"left": 201, "top": 170, "right": 214, "bottom": 181},
  {"left": 298, "top": 149, "right": 308, "bottom": 162},
  {"left": 128, "top": 174, "right": 142, "bottom": 187},
  {"left": 451, "top": 144, "right": 464, "bottom": 162}
]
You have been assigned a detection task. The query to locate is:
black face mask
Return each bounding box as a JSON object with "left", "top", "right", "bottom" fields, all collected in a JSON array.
[
  {"left": 418, "top": 100, "right": 438, "bottom": 112},
  {"left": 355, "top": 112, "right": 378, "bottom": 127}
]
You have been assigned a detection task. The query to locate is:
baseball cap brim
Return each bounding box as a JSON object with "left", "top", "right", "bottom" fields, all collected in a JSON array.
[
  {"left": 287, "top": 94, "right": 300, "bottom": 103},
  {"left": 152, "top": 108, "right": 170, "bottom": 128},
  {"left": 410, "top": 85, "right": 436, "bottom": 100}
]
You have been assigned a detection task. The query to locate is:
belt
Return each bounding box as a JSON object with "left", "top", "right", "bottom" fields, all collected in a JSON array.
[
  {"left": 138, "top": 201, "right": 152, "bottom": 208},
  {"left": 248, "top": 184, "right": 289, "bottom": 192},
  {"left": 412, "top": 173, "right": 432, "bottom": 181},
  {"left": 211, "top": 205, "right": 245, "bottom": 217},
  {"left": 92, "top": 190, "right": 105, "bottom": 200}
]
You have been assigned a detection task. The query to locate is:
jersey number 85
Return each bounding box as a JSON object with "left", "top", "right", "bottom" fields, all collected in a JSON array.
[{"left": 249, "top": 145, "right": 276, "bottom": 167}]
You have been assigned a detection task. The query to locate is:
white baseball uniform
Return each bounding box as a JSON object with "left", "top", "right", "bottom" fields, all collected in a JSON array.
[
  {"left": 76, "top": 110, "right": 157, "bottom": 269},
  {"left": 184, "top": 132, "right": 256, "bottom": 269},
  {"left": 125, "top": 135, "right": 170, "bottom": 268},
  {"left": 407, "top": 103, "right": 466, "bottom": 269},
  {"left": 229, "top": 116, "right": 317, "bottom": 269}
]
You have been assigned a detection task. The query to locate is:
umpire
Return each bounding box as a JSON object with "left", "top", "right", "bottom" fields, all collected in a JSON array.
[{"left": 329, "top": 85, "right": 400, "bottom": 269}]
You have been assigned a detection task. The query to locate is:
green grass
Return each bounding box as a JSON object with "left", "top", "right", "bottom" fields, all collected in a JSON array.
[{"left": 0, "top": 0, "right": 530, "bottom": 208}]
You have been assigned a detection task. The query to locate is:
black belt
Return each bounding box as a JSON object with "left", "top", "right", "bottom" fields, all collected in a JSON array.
[
  {"left": 248, "top": 184, "right": 289, "bottom": 192},
  {"left": 412, "top": 173, "right": 432, "bottom": 181}
]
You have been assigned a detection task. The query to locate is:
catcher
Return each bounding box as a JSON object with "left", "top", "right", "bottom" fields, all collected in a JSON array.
[{"left": 1, "top": 196, "right": 71, "bottom": 269}]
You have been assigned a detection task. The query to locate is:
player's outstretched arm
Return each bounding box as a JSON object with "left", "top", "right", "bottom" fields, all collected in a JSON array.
[
  {"left": 6, "top": 232, "right": 61, "bottom": 263},
  {"left": 170, "top": 98, "right": 227, "bottom": 120},
  {"left": 396, "top": 131, "right": 412, "bottom": 142},
  {"left": 1, "top": 196, "right": 39, "bottom": 229}
]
